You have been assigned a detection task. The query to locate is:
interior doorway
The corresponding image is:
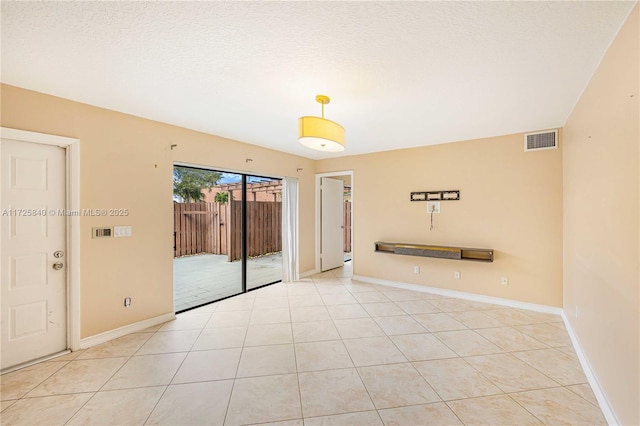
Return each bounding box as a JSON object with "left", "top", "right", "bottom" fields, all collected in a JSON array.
[
  {"left": 0, "top": 128, "right": 80, "bottom": 372},
  {"left": 315, "top": 171, "right": 353, "bottom": 275},
  {"left": 173, "top": 165, "right": 283, "bottom": 312}
]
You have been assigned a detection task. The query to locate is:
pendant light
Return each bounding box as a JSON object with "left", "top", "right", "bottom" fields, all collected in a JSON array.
[{"left": 298, "top": 95, "right": 345, "bottom": 152}]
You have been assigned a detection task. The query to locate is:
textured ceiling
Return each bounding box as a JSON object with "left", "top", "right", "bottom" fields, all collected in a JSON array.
[{"left": 1, "top": 1, "right": 636, "bottom": 159}]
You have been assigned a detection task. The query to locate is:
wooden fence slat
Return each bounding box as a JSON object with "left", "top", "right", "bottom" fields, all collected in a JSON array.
[{"left": 173, "top": 200, "right": 283, "bottom": 260}]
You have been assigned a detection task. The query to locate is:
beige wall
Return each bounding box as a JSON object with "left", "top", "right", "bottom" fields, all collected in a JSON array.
[
  {"left": 0, "top": 84, "right": 316, "bottom": 338},
  {"left": 563, "top": 5, "right": 639, "bottom": 425},
  {"left": 317, "top": 132, "right": 563, "bottom": 307}
]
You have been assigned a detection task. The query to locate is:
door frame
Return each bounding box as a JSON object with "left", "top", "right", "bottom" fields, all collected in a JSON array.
[
  {"left": 315, "top": 171, "right": 354, "bottom": 274},
  {"left": 0, "top": 127, "right": 81, "bottom": 352}
]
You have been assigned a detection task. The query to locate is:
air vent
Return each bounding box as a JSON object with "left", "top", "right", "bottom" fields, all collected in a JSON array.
[
  {"left": 524, "top": 130, "right": 558, "bottom": 152},
  {"left": 92, "top": 227, "right": 112, "bottom": 238}
]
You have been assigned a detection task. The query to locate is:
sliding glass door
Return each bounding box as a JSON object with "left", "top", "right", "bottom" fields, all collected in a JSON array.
[
  {"left": 246, "top": 176, "right": 283, "bottom": 290},
  {"left": 173, "top": 166, "right": 282, "bottom": 312}
]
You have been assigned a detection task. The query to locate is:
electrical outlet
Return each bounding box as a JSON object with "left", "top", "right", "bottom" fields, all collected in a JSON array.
[
  {"left": 124, "top": 297, "right": 131, "bottom": 307},
  {"left": 426, "top": 201, "right": 440, "bottom": 214},
  {"left": 454, "top": 271, "right": 461, "bottom": 279},
  {"left": 500, "top": 276, "right": 508, "bottom": 286},
  {"left": 414, "top": 266, "right": 420, "bottom": 274}
]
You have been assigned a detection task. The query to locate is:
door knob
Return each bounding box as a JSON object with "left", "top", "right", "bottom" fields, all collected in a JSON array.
[{"left": 52, "top": 262, "right": 64, "bottom": 270}]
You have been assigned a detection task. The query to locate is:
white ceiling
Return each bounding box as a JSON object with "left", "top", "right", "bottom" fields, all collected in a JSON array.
[{"left": 1, "top": 1, "right": 635, "bottom": 159}]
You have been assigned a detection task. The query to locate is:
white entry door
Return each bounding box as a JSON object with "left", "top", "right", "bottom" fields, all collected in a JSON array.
[
  {"left": 320, "top": 177, "right": 344, "bottom": 272},
  {"left": 1, "top": 139, "right": 67, "bottom": 370}
]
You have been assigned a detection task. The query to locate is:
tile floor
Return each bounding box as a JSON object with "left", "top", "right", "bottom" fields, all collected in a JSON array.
[{"left": 1, "top": 265, "right": 606, "bottom": 425}]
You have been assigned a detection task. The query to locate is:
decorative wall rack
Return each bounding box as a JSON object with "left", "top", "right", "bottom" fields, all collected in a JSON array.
[
  {"left": 410, "top": 190, "right": 460, "bottom": 202},
  {"left": 375, "top": 241, "right": 493, "bottom": 262}
]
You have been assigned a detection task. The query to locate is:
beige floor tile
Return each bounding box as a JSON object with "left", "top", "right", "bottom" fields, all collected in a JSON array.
[
  {"left": 254, "top": 420, "right": 303, "bottom": 426},
  {"left": 298, "top": 368, "right": 374, "bottom": 417},
  {"left": 245, "top": 323, "right": 293, "bottom": 346},
  {"left": 47, "top": 350, "right": 85, "bottom": 362},
  {"left": 379, "top": 402, "right": 463, "bottom": 426},
  {"left": 0, "top": 361, "right": 68, "bottom": 400},
  {"left": 395, "top": 299, "right": 441, "bottom": 314},
  {"left": 476, "top": 327, "right": 548, "bottom": 352},
  {"left": 172, "top": 348, "right": 241, "bottom": 384},
  {"left": 295, "top": 340, "right": 354, "bottom": 372},
  {"left": 512, "top": 348, "right": 587, "bottom": 385},
  {"left": 140, "top": 324, "right": 165, "bottom": 332},
  {"left": 342, "top": 282, "right": 378, "bottom": 293},
  {"left": 236, "top": 344, "right": 296, "bottom": 378},
  {"left": 146, "top": 380, "right": 233, "bottom": 425},
  {"left": 102, "top": 352, "right": 186, "bottom": 390},
  {"left": 0, "top": 393, "right": 93, "bottom": 425},
  {"left": 188, "top": 303, "right": 218, "bottom": 313},
  {"left": 286, "top": 283, "right": 319, "bottom": 296},
  {"left": 465, "top": 353, "right": 559, "bottom": 392},
  {"left": 288, "top": 294, "right": 325, "bottom": 307},
  {"left": 447, "top": 394, "right": 542, "bottom": 425},
  {"left": 390, "top": 333, "right": 458, "bottom": 361},
  {"left": 333, "top": 318, "right": 385, "bottom": 339},
  {"left": 517, "top": 310, "right": 563, "bottom": 323},
  {"left": 225, "top": 374, "right": 301, "bottom": 425},
  {"left": 158, "top": 312, "right": 212, "bottom": 331},
  {"left": 515, "top": 323, "right": 572, "bottom": 347},
  {"left": 413, "top": 358, "right": 502, "bottom": 400},
  {"left": 192, "top": 326, "right": 247, "bottom": 350},
  {"left": 343, "top": 337, "right": 408, "bottom": 366},
  {"left": 358, "top": 363, "right": 440, "bottom": 409},
  {"left": 249, "top": 308, "right": 291, "bottom": 325},
  {"left": 215, "top": 298, "right": 255, "bottom": 312},
  {"left": 292, "top": 321, "right": 340, "bottom": 343},
  {"left": 1, "top": 400, "right": 16, "bottom": 412},
  {"left": 352, "top": 291, "right": 391, "bottom": 303},
  {"left": 321, "top": 292, "right": 358, "bottom": 305},
  {"left": 26, "top": 358, "right": 127, "bottom": 397},
  {"left": 434, "top": 330, "right": 503, "bottom": 356},
  {"left": 315, "top": 283, "right": 350, "bottom": 295},
  {"left": 373, "top": 315, "right": 427, "bottom": 335},
  {"left": 77, "top": 333, "right": 152, "bottom": 359},
  {"left": 304, "top": 410, "right": 382, "bottom": 425},
  {"left": 361, "top": 302, "right": 406, "bottom": 317},
  {"left": 429, "top": 298, "right": 479, "bottom": 312},
  {"left": 326, "top": 304, "right": 370, "bottom": 320},
  {"left": 254, "top": 284, "right": 289, "bottom": 298},
  {"left": 448, "top": 311, "right": 505, "bottom": 329},
  {"left": 136, "top": 329, "right": 201, "bottom": 355},
  {"left": 67, "top": 387, "right": 164, "bottom": 425},
  {"left": 382, "top": 290, "right": 426, "bottom": 302},
  {"left": 413, "top": 313, "right": 468, "bottom": 332},
  {"left": 566, "top": 383, "right": 599, "bottom": 406},
  {"left": 206, "top": 310, "right": 252, "bottom": 327},
  {"left": 511, "top": 387, "right": 607, "bottom": 425},
  {"left": 290, "top": 306, "right": 331, "bottom": 322},
  {"left": 253, "top": 296, "right": 290, "bottom": 310},
  {"left": 483, "top": 309, "right": 543, "bottom": 326}
]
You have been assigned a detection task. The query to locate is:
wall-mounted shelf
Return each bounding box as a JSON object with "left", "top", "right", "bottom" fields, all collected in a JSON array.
[{"left": 375, "top": 241, "right": 493, "bottom": 263}]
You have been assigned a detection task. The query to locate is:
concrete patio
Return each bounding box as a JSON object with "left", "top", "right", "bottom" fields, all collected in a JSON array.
[{"left": 173, "top": 252, "right": 283, "bottom": 312}]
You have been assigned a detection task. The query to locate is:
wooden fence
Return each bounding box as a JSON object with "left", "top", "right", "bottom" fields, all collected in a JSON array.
[
  {"left": 343, "top": 200, "right": 351, "bottom": 253},
  {"left": 175, "top": 200, "right": 351, "bottom": 259},
  {"left": 174, "top": 201, "right": 282, "bottom": 261}
]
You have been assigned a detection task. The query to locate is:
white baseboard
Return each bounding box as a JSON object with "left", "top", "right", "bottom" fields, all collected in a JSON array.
[
  {"left": 561, "top": 312, "right": 619, "bottom": 425},
  {"left": 79, "top": 312, "right": 176, "bottom": 349},
  {"left": 352, "top": 275, "right": 563, "bottom": 315}
]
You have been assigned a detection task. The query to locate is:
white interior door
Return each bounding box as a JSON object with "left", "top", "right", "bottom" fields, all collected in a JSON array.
[
  {"left": 321, "top": 177, "right": 344, "bottom": 272},
  {"left": 1, "top": 139, "right": 67, "bottom": 370}
]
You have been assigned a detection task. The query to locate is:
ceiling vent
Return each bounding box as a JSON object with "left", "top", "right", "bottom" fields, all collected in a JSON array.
[{"left": 524, "top": 130, "right": 558, "bottom": 152}]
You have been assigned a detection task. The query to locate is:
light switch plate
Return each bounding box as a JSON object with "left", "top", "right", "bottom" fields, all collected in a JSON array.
[{"left": 114, "top": 225, "right": 132, "bottom": 237}]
